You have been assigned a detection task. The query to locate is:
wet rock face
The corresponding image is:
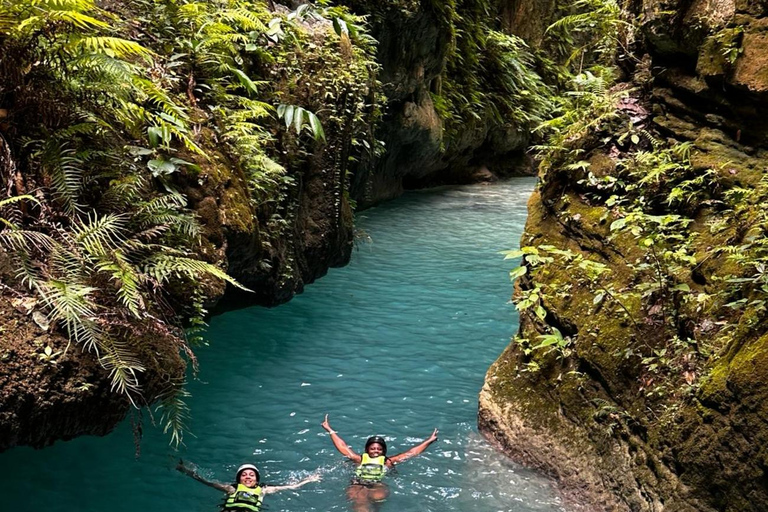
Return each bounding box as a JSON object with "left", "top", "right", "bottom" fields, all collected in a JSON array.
[
  {"left": 499, "top": 0, "right": 558, "bottom": 46},
  {"left": 212, "top": 152, "right": 354, "bottom": 308},
  {"left": 340, "top": 2, "right": 450, "bottom": 205},
  {"left": 339, "top": 0, "right": 540, "bottom": 208}
]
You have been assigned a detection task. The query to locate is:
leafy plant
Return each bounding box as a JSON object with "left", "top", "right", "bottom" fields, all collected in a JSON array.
[
  {"left": 544, "top": 0, "right": 634, "bottom": 72},
  {"left": 277, "top": 104, "right": 326, "bottom": 142},
  {"left": 37, "top": 345, "right": 63, "bottom": 365},
  {"left": 1, "top": 0, "right": 385, "bottom": 447}
]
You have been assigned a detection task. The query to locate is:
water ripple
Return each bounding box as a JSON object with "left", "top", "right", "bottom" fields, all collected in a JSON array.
[{"left": 0, "top": 178, "right": 571, "bottom": 512}]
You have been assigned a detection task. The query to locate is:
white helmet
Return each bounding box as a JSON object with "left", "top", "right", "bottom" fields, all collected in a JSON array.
[{"left": 236, "top": 464, "right": 260, "bottom": 483}]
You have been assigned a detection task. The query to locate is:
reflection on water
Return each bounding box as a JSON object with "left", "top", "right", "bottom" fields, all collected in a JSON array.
[{"left": 0, "top": 178, "right": 570, "bottom": 512}]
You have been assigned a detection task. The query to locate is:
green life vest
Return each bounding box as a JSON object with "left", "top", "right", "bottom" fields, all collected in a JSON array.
[
  {"left": 223, "top": 484, "right": 264, "bottom": 512},
  {"left": 355, "top": 454, "right": 386, "bottom": 482}
]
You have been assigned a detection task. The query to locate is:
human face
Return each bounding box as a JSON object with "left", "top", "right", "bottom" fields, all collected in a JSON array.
[
  {"left": 238, "top": 469, "right": 258, "bottom": 488},
  {"left": 366, "top": 442, "right": 384, "bottom": 457}
]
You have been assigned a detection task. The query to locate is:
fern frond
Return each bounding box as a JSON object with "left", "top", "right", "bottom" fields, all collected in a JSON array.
[
  {"left": 97, "top": 334, "right": 145, "bottom": 399},
  {"left": 70, "top": 52, "right": 136, "bottom": 84},
  {"left": 52, "top": 122, "right": 102, "bottom": 140},
  {"left": 155, "top": 383, "right": 192, "bottom": 448},
  {"left": 40, "top": 9, "right": 109, "bottom": 30},
  {"left": 27, "top": 0, "right": 98, "bottom": 11},
  {"left": 72, "top": 213, "right": 127, "bottom": 257},
  {"left": 0, "top": 194, "right": 40, "bottom": 210},
  {"left": 95, "top": 249, "right": 145, "bottom": 317},
  {"left": 0, "top": 229, "right": 56, "bottom": 252},
  {"left": 145, "top": 255, "right": 250, "bottom": 291},
  {"left": 48, "top": 242, "right": 85, "bottom": 281},
  {"left": 100, "top": 173, "right": 147, "bottom": 209},
  {"left": 224, "top": 95, "right": 273, "bottom": 117},
  {"left": 37, "top": 279, "right": 99, "bottom": 345},
  {"left": 219, "top": 9, "right": 267, "bottom": 32},
  {"left": 71, "top": 36, "right": 154, "bottom": 61},
  {"left": 176, "top": 2, "right": 208, "bottom": 21},
  {"left": 132, "top": 77, "right": 189, "bottom": 121},
  {"left": 48, "top": 148, "right": 85, "bottom": 215}
]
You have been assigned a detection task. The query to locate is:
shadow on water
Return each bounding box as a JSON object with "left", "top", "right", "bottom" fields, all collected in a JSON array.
[{"left": 0, "top": 178, "right": 573, "bottom": 512}]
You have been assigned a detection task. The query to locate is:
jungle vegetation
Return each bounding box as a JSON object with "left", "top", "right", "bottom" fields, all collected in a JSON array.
[
  {"left": 0, "top": 0, "right": 380, "bottom": 445},
  {"left": 505, "top": 0, "right": 768, "bottom": 425}
]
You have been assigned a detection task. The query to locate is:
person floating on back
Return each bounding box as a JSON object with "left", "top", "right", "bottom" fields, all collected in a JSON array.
[
  {"left": 177, "top": 460, "right": 320, "bottom": 511},
  {"left": 321, "top": 414, "right": 438, "bottom": 512}
]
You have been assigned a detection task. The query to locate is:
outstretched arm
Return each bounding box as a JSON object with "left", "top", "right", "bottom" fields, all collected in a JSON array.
[
  {"left": 262, "top": 472, "right": 322, "bottom": 495},
  {"left": 387, "top": 429, "right": 438, "bottom": 465},
  {"left": 321, "top": 414, "right": 361, "bottom": 463},
  {"left": 176, "top": 460, "right": 234, "bottom": 493}
]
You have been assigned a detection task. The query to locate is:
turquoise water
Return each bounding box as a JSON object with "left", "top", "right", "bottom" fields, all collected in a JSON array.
[{"left": 0, "top": 178, "right": 568, "bottom": 512}]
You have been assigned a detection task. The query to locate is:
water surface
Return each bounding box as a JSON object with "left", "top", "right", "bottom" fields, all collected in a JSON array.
[{"left": 0, "top": 178, "right": 568, "bottom": 512}]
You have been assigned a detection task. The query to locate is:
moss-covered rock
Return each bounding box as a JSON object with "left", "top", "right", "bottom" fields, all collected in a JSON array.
[{"left": 479, "top": 1, "right": 768, "bottom": 510}]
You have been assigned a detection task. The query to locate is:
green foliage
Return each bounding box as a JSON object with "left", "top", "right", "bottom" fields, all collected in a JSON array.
[
  {"left": 37, "top": 345, "right": 63, "bottom": 365},
  {"left": 155, "top": 381, "right": 192, "bottom": 447},
  {"left": 277, "top": 104, "right": 326, "bottom": 142},
  {"left": 511, "top": 2, "right": 719, "bottom": 398},
  {"left": 711, "top": 26, "right": 744, "bottom": 65},
  {"left": 533, "top": 68, "right": 628, "bottom": 183},
  {"left": 0, "top": 0, "right": 251, "bottom": 443},
  {"left": 432, "top": 1, "right": 553, "bottom": 143},
  {"left": 719, "top": 174, "right": 768, "bottom": 319},
  {"left": 1, "top": 0, "right": 384, "bottom": 446},
  {"left": 544, "top": 0, "right": 633, "bottom": 73}
]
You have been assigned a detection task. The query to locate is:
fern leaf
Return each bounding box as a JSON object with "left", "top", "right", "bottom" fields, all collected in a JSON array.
[
  {"left": 155, "top": 383, "right": 192, "bottom": 448},
  {"left": 72, "top": 213, "right": 126, "bottom": 257},
  {"left": 144, "top": 255, "right": 250, "bottom": 291},
  {"left": 43, "top": 9, "right": 109, "bottom": 30},
  {"left": 97, "top": 334, "right": 145, "bottom": 399},
  {"left": 72, "top": 36, "right": 154, "bottom": 60},
  {"left": 36, "top": 280, "right": 99, "bottom": 346},
  {"left": 95, "top": 249, "right": 145, "bottom": 318},
  {"left": 42, "top": 144, "right": 86, "bottom": 216},
  {"left": 0, "top": 229, "right": 56, "bottom": 252},
  {"left": 0, "top": 194, "right": 40, "bottom": 210}
]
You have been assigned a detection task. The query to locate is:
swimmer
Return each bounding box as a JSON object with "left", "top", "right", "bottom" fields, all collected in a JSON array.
[
  {"left": 321, "top": 414, "right": 438, "bottom": 512},
  {"left": 177, "top": 460, "right": 320, "bottom": 511}
]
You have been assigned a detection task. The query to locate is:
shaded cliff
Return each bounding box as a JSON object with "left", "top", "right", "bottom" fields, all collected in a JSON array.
[
  {"left": 0, "top": 0, "right": 551, "bottom": 451},
  {"left": 480, "top": 1, "right": 768, "bottom": 511},
  {"left": 339, "top": 0, "right": 552, "bottom": 207},
  {"left": 0, "top": 0, "right": 371, "bottom": 451}
]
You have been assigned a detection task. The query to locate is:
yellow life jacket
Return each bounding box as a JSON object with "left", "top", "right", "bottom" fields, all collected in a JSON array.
[
  {"left": 355, "top": 454, "right": 386, "bottom": 482},
  {"left": 223, "top": 484, "right": 263, "bottom": 512}
]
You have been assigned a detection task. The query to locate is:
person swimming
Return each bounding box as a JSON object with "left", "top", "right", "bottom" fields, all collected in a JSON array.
[
  {"left": 176, "top": 460, "right": 320, "bottom": 511},
  {"left": 321, "top": 414, "right": 438, "bottom": 512}
]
